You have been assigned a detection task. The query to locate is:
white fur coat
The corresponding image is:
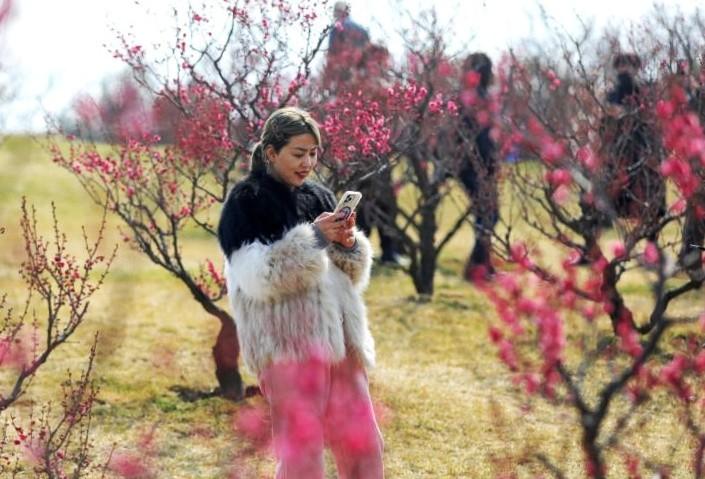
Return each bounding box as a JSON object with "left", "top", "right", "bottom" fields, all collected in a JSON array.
[{"left": 224, "top": 223, "right": 375, "bottom": 376}]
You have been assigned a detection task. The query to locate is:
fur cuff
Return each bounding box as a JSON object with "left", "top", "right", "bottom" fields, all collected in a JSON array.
[
  {"left": 326, "top": 230, "right": 373, "bottom": 290},
  {"left": 225, "top": 223, "right": 327, "bottom": 302}
]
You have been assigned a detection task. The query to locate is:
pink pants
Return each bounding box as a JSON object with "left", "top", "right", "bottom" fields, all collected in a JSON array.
[{"left": 259, "top": 354, "right": 384, "bottom": 479}]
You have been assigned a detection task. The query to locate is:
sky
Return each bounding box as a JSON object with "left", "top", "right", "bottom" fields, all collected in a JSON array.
[{"left": 1, "top": 0, "right": 703, "bottom": 133}]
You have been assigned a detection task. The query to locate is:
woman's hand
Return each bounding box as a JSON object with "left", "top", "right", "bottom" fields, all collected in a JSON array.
[
  {"left": 336, "top": 212, "right": 356, "bottom": 248},
  {"left": 313, "top": 211, "right": 356, "bottom": 248},
  {"left": 314, "top": 212, "right": 344, "bottom": 244}
]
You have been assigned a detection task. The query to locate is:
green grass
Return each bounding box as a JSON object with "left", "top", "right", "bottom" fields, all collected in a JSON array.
[{"left": 0, "top": 135, "right": 702, "bottom": 478}]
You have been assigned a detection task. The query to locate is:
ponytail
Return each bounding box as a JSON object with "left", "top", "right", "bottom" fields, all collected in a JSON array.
[{"left": 250, "top": 142, "right": 267, "bottom": 173}]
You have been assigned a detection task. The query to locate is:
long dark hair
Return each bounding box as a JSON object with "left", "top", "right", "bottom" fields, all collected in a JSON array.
[
  {"left": 250, "top": 107, "right": 322, "bottom": 174},
  {"left": 463, "top": 52, "right": 493, "bottom": 92}
]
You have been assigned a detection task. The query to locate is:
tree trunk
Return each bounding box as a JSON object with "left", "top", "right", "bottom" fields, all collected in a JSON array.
[
  {"left": 695, "top": 435, "right": 705, "bottom": 479},
  {"left": 582, "top": 418, "right": 605, "bottom": 479},
  {"left": 184, "top": 276, "right": 245, "bottom": 401},
  {"left": 212, "top": 316, "right": 244, "bottom": 400},
  {"left": 415, "top": 201, "right": 438, "bottom": 296},
  {"left": 602, "top": 263, "right": 637, "bottom": 334}
]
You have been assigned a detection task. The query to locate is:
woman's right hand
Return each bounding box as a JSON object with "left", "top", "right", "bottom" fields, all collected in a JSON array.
[{"left": 314, "top": 212, "right": 345, "bottom": 243}]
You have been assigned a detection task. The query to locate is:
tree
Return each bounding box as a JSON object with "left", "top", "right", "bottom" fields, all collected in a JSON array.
[
  {"left": 480, "top": 10, "right": 705, "bottom": 477},
  {"left": 0, "top": 200, "right": 115, "bottom": 477},
  {"left": 52, "top": 0, "right": 332, "bottom": 399},
  {"left": 313, "top": 9, "right": 491, "bottom": 295}
]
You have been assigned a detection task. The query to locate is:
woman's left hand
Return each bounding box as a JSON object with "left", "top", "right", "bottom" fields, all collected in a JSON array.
[{"left": 335, "top": 212, "right": 356, "bottom": 248}]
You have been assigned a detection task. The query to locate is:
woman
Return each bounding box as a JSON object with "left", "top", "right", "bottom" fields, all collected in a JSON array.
[{"left": 217, "top": 107, "right": 384, "bottom": 478}]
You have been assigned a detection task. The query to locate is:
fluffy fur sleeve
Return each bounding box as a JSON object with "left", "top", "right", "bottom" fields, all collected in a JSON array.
[
  {"left": 326, "top": 230, "right": 373, "bottom": 291},
  {"left": 225, "top": 223, "right": 328, "bottom": 302}
]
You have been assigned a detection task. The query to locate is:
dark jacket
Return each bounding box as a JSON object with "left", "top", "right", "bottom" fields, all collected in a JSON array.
[
  {"left": 217, "top": 170, "right": 337, "bottom": 258},
  {"left": 599, "top": 77, "right": 665, "bottom": 220}
]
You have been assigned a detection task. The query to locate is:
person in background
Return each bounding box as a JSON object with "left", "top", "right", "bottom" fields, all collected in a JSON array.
[
  {"left": 676, "top": 57, "right": 705, "bottom": 279},
  {"left": 598, "top": 52, "right": 665, "bottom": 231},
  {"left": 328, "top": 1, "right": 370, "bottom": 57},
  {"left": 326, "top": 2, "right": 403, "bottom": 265},
  {"left": 324, "top": 1, "right": 371, "bottom": 87},
  {"left": 218, "top": 107, "right": 384, "bottom": 479},
  {"left": 456, "top": 52, "right": 500, "bottom": 281}
]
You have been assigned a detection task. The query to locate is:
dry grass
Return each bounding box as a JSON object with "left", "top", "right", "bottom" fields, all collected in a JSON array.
[{"left": 0, "top": 135, "right": 702, "bottom": 478}]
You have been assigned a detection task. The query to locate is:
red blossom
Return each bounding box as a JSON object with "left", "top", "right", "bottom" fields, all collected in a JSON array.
[
  {"left": 321, "top": 91, "right": 392, "bottom": 167},
  {"left": 539, "top": 138, "right": 565, "bottom": 164},
  {"left": 624, "top": 454, "right": 641, "bottom": 479},
  {"left": 610, "top": 241, "right": 627, "bottom": 260},
  {"left": 551, "top": 184, "right": 570, "bottom": 205},
  {"left": 0, "top": 0, "right": 11, "bottom": 24},
  {"left": 546, "top": 168, "right": 572, "bottom": 187},
  {"left": 661, "top": 356, "right": 687, "bottom": 385},
  {"left": 616, "top": 314, "right": 642, "bottom": 358},
  {"left": 576, "top": 145, "right": 599, "bottom": 171},
  {"left": 694, "top": 351, "right": 705, "bottom": 374},
  {"left": 109, "top": 452, "right": 154, "bottom": 479},
  {"left": 463, "top": 70, "right": 481, "bottom": 89}
]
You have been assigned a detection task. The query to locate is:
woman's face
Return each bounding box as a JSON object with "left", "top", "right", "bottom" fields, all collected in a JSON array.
[{"left": 266, "top": 133, "right": 319, "bottom": 187}]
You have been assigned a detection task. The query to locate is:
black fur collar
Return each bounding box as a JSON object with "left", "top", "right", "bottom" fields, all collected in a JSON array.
[{"left": 217, "top": 170, "right": 336, "bottom": 257}]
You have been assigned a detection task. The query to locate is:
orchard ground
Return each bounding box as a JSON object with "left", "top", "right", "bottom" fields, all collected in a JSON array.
[{"left": 0, "top": 135, "right": 701, "bottom": 478}]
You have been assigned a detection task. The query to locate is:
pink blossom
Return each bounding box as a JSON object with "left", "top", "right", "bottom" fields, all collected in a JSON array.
[
  {"left": 428, "top": 98, "right": 442, "bottom": 114},
  {"left": 0, "top": 0, "right": 12, "bottom": 25},
  {"left": 551, "top": 184, "right": 570, "bottom": 205},
  {"left": 548, "top": 168, "right": 572, "bottom": 186},
  {"left": 643, "top": 242, "right": 659, "bottom": 265},
  {"left": 460, "top": 90, "right": 477, "bottom": 107},
  {"left": 463, "top": 71, "right": 481, "bottom": 89},
  {"left": 694, "top": 351, "right": 705, "bottom": 374},
  {"left": 109, "top": 452, "right": 153, "bottom": 479},
  {"left": 616, "top": 314, "right": 642, "bottom": 358},
  {"left": 540, "top": 138, "right": 565, "bottom": 164},
  {"left": 563, "top": 249, "right": 582, "bottom": 269},
  {"left": 498, "top": 339, "right": 519, "bottom": 371},
  {"left": 537, "top": 311, "right": 565, "bottom": 366},
  {"left": 476, "top": 110, "right": 490, "bottom": 127},
  {"left": 660, "top": 354, "right": 688, "bottom": 388},
  {"left": 437, "top": 60, "right": 453, "bottom": 77},
  {"left": 624, "top": 454, "right": 640, "bottom": 478},
  {"left": 497, "top": 273, "right": 521, "bottom": 295},
  {"left": 509, "top": 242, "right": 528, "bottom": 265},
  {"left": 499, "top": 307, "right": 519, "bottom": 328},
  {"left": 610, "top": 241, "right": 626, "bottom": 260},
  {"left": 656, "top": 99, "right": 675, "bottom": 119},
  {"left": 576, "top": 145, "right": 599, "bottom": 171},
  {"left": 488, "top": 326, "right": 503, "bottom": 344},
  {"left": 0, "top": 337, "right": 27, "bottom": 370},
  {"left": 582, "top": 304, "right": 597, "bottom": 322},
  {"left": 670, "top": 198, "right": 687, "bottom": 214},
  {"left": 516, "top": 298, "right": 537, "bottom": 315},
  {"left": 519, "top": 373, "right": 540, "bottom": 395},
  {"left": 233, "top": 405, "right": 272, "bottom": 451}
]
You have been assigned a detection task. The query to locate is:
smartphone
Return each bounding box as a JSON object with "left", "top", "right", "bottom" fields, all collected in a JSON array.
[{"left": 333, "top": 191, "right": 362, "bottom": 220}]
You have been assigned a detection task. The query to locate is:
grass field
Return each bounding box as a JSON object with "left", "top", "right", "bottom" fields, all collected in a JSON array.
[{"left": 0, "top": 135, "right": 702, "bottom": 478}]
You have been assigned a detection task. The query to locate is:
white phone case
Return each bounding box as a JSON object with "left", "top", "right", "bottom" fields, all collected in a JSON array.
[{"left": 334, "top": 191, "right": 362, "bottom": 220}]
